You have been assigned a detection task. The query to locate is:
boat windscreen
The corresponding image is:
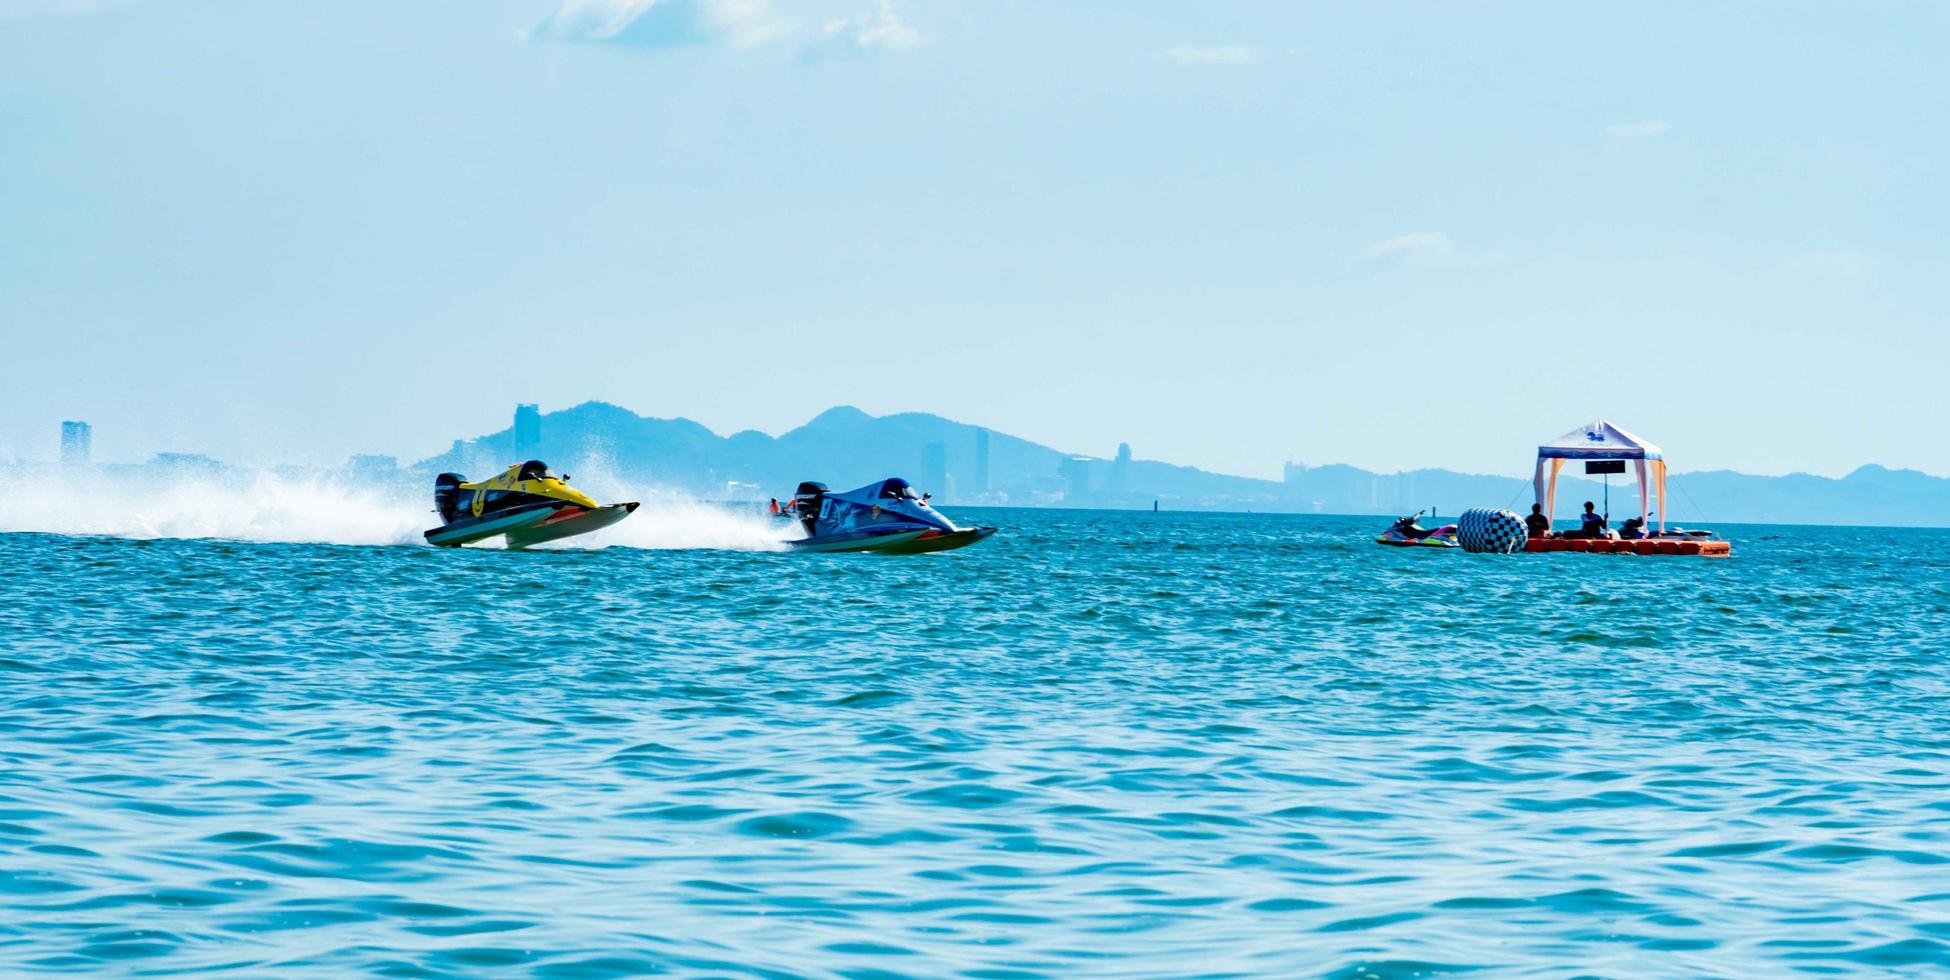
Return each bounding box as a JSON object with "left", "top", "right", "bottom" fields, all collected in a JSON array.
[
  {"left": 518, "top": 460, "right": 550, "bottom": 480},
  {"left": 879, "top": 478, "right": 916, "bottom": 499}
]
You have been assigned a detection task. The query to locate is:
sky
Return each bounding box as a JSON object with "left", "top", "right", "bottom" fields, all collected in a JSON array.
[{"left": 2, "top": 0, "right": 1945, "bottom": 479}]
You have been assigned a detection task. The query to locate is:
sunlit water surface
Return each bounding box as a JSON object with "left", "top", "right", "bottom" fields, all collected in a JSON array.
[{"left": 4, "top": 510, "right": 1949, "bottom": 976}]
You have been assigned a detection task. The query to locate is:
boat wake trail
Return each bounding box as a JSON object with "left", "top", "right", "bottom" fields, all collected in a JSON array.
[
  {"left": 577, "top": 493, "right": 785, "bottom": 552},
  {"left": 0, "top": 470, "right": 427, "bottom": 546},
  {"left": 0, "top": 466, "right": 786, "bottom": 552},
  {"left": 537, "top": 464, "right": 787, "bottom": 552}
]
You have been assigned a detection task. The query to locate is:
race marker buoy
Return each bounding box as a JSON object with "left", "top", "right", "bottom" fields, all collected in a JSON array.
[{"left": 1458, "top": 508, "right": 1527, "bottom": 554}]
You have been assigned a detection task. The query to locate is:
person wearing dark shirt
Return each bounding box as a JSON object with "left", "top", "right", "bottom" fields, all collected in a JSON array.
[
  {"left": 1580, "top": 501, "right": 1606, "bottom": 536},
  {"left": 1525, "top": 504, "right": 1551, "bottom": 538},
  {"left": 1620, "top": 516, "right": 1647, "bottom": 539}
]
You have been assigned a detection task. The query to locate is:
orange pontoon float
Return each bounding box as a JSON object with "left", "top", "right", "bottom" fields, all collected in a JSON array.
[{"left": 1523, "top": 537, "right": 1730, "bottom": 557}]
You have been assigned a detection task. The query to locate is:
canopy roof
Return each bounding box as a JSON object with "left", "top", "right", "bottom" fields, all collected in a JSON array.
[
  {"left": 1533, "top": 420, "right": 1670, "bottom": 530},
  {"left": 1537, "top": 420, "right": 1663, "bottom": 461}
]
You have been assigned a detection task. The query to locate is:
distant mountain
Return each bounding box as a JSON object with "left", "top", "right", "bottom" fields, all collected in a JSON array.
[
  {"left": 1660, "top": 465, "right": 1950, "bottom": 528},
  {"left": 415, "top": 402, "right": 1084, "bottom": 503},
  {"left": 412, "top": 402, "right": 1950, "bottom": 527}
]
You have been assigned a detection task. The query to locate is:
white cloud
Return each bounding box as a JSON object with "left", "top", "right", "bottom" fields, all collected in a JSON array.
[
  {"left": 1361, "top": 232, "right": 1455, "bottom": 263},
  {"left": 1165, "top": 45, "right": 1258, "bottom": 65},
  {"left": 1604, "top": 119, "right": 1671, "bottom": 140},
  {"left": 532, "top": 0, "right": 790, "bottom": 49},
  {"left": 534, "top": 0, "right": 923, "bottom": 54},
  {"left": 532, "top": 0, "right": 644, "bottom": 43},
  {"left": 856, "top": 0, "right": 921, "bottom": 49},
  {"left": 816, "top": 0, "right": 921, "bottom": 53},
  {"left": 711, "top": 0, "right": 791, "bottom": 46}
]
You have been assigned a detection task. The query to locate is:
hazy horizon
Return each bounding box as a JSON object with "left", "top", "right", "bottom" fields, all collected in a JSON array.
[
  {"left": 5, "top": 2, "right": 1947, "bottom": 479},
  {"left": 12, "top": 399, "right": 1945, "bottom": 485}
]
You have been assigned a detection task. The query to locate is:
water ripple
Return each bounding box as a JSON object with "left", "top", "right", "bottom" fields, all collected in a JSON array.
[{"left": 1, "top": 514, "right": 1947, "bottom": 974}]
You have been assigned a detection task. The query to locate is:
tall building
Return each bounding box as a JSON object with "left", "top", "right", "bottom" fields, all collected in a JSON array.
[
  {"left": 973, "top": 428, "right": 991, "bottom": 495},
  {"left": 60, "top": 420, "right": 91, "bottom": 466},
  {"left": 513, "top": 403, "right": 541, "bottom": 458},
  {"left": 1059, "top": 456, "right": 1092, "bottom": 502},
  {"left": 1281, "top": 460, "right": 1309, "bottom": 504},
  {"left": 1111, "top": 442, "right": 1131, "bottom": 492},
  {"left": 921, "top": 442, "right": 948, "bottom": 499}
]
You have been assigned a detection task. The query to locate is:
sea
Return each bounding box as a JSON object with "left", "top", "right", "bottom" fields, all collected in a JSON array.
[{"left": 4, "top": 494, "right": 1950, "bottom": 977}]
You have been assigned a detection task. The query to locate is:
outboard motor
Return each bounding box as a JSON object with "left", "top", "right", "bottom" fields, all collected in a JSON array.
[
  {"left": 793, "top": 481, "right": 827, "bottom": 535},
  {"left": 433, "top": 473, "right": 466, "bottom": 524}
]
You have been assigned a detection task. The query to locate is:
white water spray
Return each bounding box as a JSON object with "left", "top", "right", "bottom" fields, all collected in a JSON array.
[
  {"left": 0, "top": 465, "right": 786, "bottom": 552},
  {"left": 534, "top": 457, "right": 787, "bottom": 552},
  {"left": 0, "top": 469, "right": 427, "bottom": 546}
]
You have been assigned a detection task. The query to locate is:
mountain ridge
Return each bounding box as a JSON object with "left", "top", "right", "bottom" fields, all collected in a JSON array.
[{"left": 411, "top": 402, "right": 1950, "bottom": 527}]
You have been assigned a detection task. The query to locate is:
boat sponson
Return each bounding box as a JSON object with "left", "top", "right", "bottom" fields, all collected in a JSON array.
[
  {"left": 423, "top": 502, "right": 560, "bottom": 547},
  {"left": 787, "top": 527, "right": 931, "bottom": 553},
  {"left": 502, "top": 502, "right": 639, "bottom": 550},
  {"left": 865, "top": 526, "right": 997, "bottom": 555}
]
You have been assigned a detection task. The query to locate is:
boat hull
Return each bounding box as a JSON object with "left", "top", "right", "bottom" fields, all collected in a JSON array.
[
  {"left": 424, "top": 501, "right": 637, "bottom": 549},
  {"left": 504, "top": 502, "right": 638, "bottom": 550},
  {"left": 424, "top": 503, "right": 560, "bottom": 547},
  {"left": 1380, "top": 533, "right": 1458, "bottom": 549},
  {"left": 787, "top": 527, "right": 930, "bottom": 553},
  {"left": 867, "top": 526, "right": 997, "bottom": 555}
]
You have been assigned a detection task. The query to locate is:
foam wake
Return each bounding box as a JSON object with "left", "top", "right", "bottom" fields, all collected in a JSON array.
[
  {"left": 0, "top": 469, "right": 426, "bottom": 546},
  {"left": 0, "top": 467, "right": 785, "bottom": 552},
  {"left": 574, "top": 491, "right": 786, "bottom": 553},
  {"left": 534, "top": 461, "right": 787, "bottom": 552}
]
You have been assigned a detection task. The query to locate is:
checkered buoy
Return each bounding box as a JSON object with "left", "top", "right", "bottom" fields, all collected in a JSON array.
[{"left": 1458, "top": 508, "right": 1527, "bottom": 554}]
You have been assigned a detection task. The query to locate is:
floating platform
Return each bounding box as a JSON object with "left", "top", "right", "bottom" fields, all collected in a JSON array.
[{"left": 1524, "top": 537, "right": 1731, "bottom": 558}]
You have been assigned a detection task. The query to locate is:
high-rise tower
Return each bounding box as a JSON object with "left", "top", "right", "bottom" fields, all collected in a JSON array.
[
  {"left": 60, "top": 421, "right": 92, "bottom": 466},
  {"left": 514, "top": 404, "right": 541, "bottom": 458}
]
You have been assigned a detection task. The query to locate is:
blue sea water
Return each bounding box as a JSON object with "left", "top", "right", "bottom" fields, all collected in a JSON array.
[{"left": 4, "top": 509, "right": 1950, "bottom": 977}]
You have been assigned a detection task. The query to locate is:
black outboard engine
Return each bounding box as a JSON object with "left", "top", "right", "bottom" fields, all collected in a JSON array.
[
  {"left": 434, "top": 473, "right": 466, "bottom": 524},
  {"left": 793, "top": 481, "right": 827, "bottom": 535}
]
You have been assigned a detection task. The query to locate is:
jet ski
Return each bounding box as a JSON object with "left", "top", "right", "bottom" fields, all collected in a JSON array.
[
  {"left": 424, "top": 460, "right": 638, "bottom": 549},
  {"left": 1376, "top": 512, "right": 1458, "bottom": 548},
  {"left": 785, "top": 478, "right": 996, "bottom": 554}
]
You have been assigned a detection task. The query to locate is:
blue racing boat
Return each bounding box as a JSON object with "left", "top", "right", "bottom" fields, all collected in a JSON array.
[{"left": 784, "top": 478, "right": 996, "bottom": 554}]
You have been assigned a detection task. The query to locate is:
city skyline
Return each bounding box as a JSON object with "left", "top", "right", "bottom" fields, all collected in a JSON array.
[
  {"left": 23, "top": 397, "right": 1943, "bottom": 485},
  {"left": 26, "top": 401, "right": 1950, "bottom": 528}
]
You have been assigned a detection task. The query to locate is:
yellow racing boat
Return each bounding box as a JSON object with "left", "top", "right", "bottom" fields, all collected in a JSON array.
[{"left": 423, "top": 460, "right": 637, "bottom": 549}]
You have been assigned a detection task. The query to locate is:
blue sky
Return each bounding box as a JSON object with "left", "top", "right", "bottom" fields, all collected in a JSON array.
[{"left": 3, "top": 0, "right": 1944, "bottom": 478}]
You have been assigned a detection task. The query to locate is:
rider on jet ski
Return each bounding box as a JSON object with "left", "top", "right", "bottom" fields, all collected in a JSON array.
[{"left": 1390, "top": 512, "right": 1437, "bottom": 540}]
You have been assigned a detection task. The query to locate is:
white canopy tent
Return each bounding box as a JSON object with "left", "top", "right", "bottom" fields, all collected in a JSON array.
[{"left": 1533, "top": 420, "right": 1668, "bottom": 531}]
